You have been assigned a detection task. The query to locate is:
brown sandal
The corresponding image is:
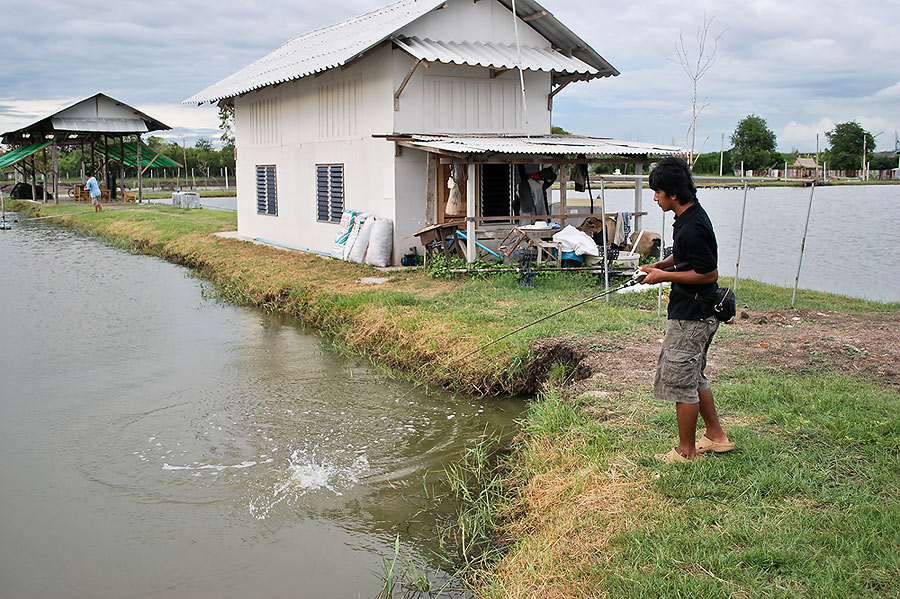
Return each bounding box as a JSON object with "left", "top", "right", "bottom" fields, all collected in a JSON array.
[{"left": 696, "top": 435, "right": 735, "bottom": 453}]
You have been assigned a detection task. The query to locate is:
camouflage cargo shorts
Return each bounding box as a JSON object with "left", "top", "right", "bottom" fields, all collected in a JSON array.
[{"left": 653, "top": 317, "right": 719, "bottom": 404}]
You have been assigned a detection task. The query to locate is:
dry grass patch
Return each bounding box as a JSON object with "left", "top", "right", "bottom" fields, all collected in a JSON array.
[{"left": 483, "top": 437, "right": 664, "bottom": 599}]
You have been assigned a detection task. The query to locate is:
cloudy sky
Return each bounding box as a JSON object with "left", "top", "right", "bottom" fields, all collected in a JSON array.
[{"left": 2, "top": 0, "right": 897, "bottom": 153}]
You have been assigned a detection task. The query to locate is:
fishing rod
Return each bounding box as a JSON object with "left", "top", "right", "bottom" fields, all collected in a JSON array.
[{"left": 458, "top": 262, "right": 687, "bottom": 361}]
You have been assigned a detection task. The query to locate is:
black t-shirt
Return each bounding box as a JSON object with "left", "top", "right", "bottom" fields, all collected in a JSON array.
[{"left": 669, "top": 202, "right": 718, "bottom": 320}]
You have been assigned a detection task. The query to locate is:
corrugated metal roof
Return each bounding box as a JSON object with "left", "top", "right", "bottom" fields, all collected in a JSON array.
[
  {"left": 184, "top": 0, "right": 618, "bottom": 105},
  {"left": 1, "top": 93, "right": 170, "bottom": 144},
  {"left": 394, "top": 36, "right": 597, "bottom": 74},
  {"left": 51, "top": 117, "right": 149, "bottom": 134},
  {"left": 495, "top": 0, "right": 618, "bottom": 78},
  {"left": 400, "top": 135, "right": 682, "bottom": 157},
  {"left": 116, "top": 142, "right": 182, "bottom": 169},
  {"left": 185, "top": 0, "right": 445, "bottom": 104}
]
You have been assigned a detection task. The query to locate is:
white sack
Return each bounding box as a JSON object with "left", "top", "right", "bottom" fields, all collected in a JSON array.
[
  {"left": 331, "top": 210, "right": 356, "bottom": 259},
  {"left": 552, "top": 225, "right": 599, "bottom": 256},
  {"left": 348, "top": 216, "right": 375, "bottom": 264},
  {"left": 365, "top": 217, "right": 393, "bottom": 267},
  {"left": 342, "top": 213, "right": 370, "bottom": 261}
]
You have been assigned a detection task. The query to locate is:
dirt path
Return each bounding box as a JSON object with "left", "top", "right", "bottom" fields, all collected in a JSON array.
[{"left": 536, "top": 309, "right": 900, "bottom": 399}]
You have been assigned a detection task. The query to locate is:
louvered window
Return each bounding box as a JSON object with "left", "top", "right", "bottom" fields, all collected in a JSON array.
[
  {"left": 256, "top": 165, "right": 277, "bottom": 215},
  {"left": 316, "top": 164, "right": 344, "bottom": 223}
]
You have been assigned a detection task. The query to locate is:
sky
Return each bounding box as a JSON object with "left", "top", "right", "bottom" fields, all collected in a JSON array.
[{"left": 2, "top": 0, "right": 897, "bottom": 154}]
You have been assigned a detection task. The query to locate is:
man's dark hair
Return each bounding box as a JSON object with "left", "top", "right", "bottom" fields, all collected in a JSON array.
[{"left": 649, "top": 156, "right": 697, "bottom": 205}]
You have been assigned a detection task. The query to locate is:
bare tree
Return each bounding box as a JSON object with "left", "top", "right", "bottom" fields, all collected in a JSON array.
[{"left": 669, "top": 14, "right": 724, "bottom": 165}]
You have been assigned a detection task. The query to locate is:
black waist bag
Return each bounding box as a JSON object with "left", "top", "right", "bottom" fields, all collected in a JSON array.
[{"left": 713, "top": 287, "right": 736, "bottom": 322}]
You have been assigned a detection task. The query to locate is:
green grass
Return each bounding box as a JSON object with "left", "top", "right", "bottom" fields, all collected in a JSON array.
[{"left": 474, "top": 370, "right": 900, "bottom": 598}]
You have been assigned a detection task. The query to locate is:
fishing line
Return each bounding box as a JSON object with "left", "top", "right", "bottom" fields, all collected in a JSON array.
[
  {"left": 20, "top": 207, "right": 151, "bottom": 221},
  {"left": 457, "top": 262, "right": 688, "bottom": 361}
]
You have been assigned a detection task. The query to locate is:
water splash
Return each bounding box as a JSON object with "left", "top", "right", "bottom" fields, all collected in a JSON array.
[{"left": 249, "top": 448, "right": 370, "bottom": 520}]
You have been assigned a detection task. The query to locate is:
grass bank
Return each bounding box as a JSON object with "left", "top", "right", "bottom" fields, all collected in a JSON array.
[
  {"left": 9, "top": 199, "right": 900, "bottom": 597},
  {"left": 466, "top": 370, "right": 900, "bottom": 598},
  {"left": 11, "top": 200, "right": 895, "bottom": 395}
]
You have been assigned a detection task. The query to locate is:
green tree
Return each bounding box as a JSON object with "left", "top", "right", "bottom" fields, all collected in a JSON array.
[
  {"left": 218, "top": 104, "right": 235, "bottom": 148},
  {"left": 825, "top": 121, "right": 874, "bottom": 171},
  {"left": 731, "top": 115, "right": 777, "bottom": 170},
  {"left": 551, "top": 125, "right": 571, "bottom": 135}
]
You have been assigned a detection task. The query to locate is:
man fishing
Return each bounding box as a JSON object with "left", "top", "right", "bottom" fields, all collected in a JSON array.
[{"left": 640, "top": 156, "right": 734, "bottom": 463}]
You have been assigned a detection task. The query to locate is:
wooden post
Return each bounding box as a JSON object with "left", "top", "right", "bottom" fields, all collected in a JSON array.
[
  {"left": 558, "top": 163, "right": 567, "bottom": 226},
  {"left": 466, "top": 163, "right": 476, "bottom": 263},
  {"left": 120, "top": 136, "right": 126, "bottom": 198},
  {"left": 425, "top": 152, "right": 437, "bottom": 225},
  {"left": 137, "top": 134, "right": 143, "bottom": 203},
  {"left": 42, "top": 148, "right": 48, "bottom": 202},
  {"left": 633, "top": 161, "right": 644, "bottom": 232},
  {"left": 52, "top": 142, "right": 59, "bottom": 204},
  {"left": 31, "top": 155, "right": 37, "bottom": 201}
]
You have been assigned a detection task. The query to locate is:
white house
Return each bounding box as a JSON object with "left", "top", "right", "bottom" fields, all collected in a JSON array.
[{"left": 186, "top": 0, "right": 678, "bottom": 263}]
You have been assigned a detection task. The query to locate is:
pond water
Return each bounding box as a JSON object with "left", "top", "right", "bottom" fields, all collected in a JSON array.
[
  {"left": 194, "top": 185, "right": 899, "bottom": 301},
  {"left": 566, "top": 184, "right": 900, "bottom": 303},
  {"left": 0, "top": 217, "right": 524, "bottom": 598}
]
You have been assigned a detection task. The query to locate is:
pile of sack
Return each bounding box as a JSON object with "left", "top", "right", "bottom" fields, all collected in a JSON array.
[{"left": 331, "top": 209, "right": 393, "bottom": 267}]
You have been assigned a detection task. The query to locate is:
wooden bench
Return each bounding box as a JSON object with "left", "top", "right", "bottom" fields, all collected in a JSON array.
[{"left": 72, "top": 185, "right": 111, "bottom": 202}]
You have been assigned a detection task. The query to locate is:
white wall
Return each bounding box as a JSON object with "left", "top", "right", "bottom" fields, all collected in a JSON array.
[
  {"left": 232, "top": 0, "right": 561, "bottom": 263},
  {"left": 395, "top": 0, "right": 552, "bottom": 135},
  {"left": 234, "top": 45, "right": 399, "bottom": 258}
]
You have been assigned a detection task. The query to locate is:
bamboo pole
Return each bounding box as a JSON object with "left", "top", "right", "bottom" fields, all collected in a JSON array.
[
  {"left": 791, "top": 181, "right": 816, "bottom": 307},
  {"left": 600, "top": 180, "right": 609, "bottom": 302},
  {"left": 734, "top": 182, "right": 749, "bottom": 292}
]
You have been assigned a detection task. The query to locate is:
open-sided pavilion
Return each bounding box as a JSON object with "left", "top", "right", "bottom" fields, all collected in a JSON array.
[{"left": 0, "top": 93, "right": 180, "bottom": 203}]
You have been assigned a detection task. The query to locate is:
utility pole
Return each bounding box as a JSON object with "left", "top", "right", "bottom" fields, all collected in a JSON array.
[
  {"left": 816, "top": 133, "right": 820, "bottom": 182},
  {"left": 862, "top": 135, "right": 866, "bottom": 179},
  {"left": 719, "top": 132, "right": 724, "bottom": 177}
]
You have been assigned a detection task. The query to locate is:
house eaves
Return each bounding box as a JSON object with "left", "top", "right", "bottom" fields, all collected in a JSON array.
[{"left": 184, "top": 0, "right": 617, "bottom": 105}]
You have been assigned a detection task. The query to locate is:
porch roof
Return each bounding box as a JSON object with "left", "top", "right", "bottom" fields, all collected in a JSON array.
[{"left": 393, "top": 134, "right": 682, "bottom": 161}]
